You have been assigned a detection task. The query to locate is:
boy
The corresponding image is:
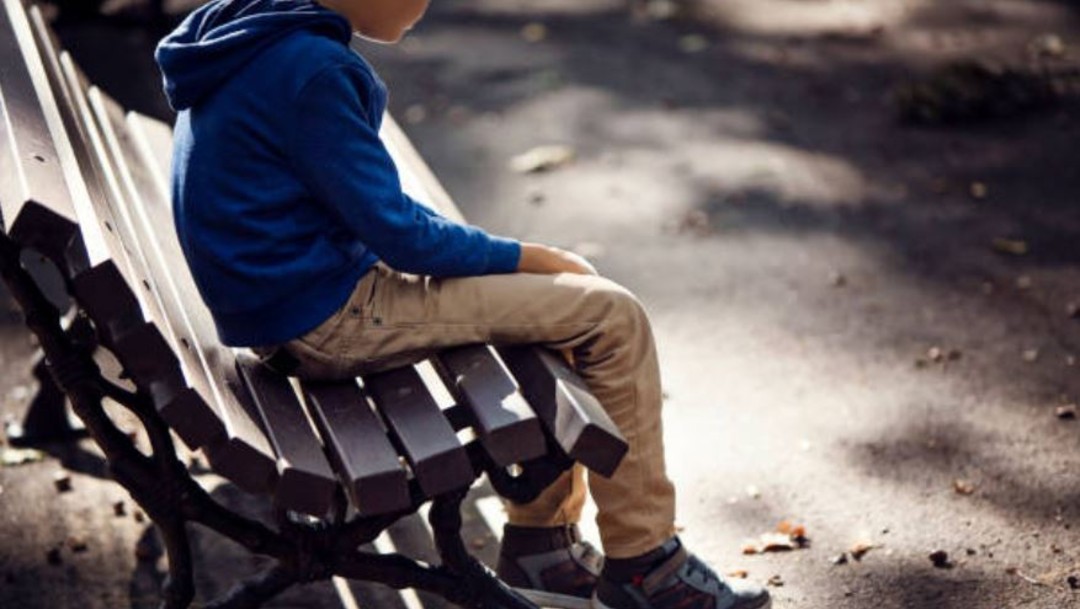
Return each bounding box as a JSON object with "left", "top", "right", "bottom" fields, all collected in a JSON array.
[{"left": 155, "top": 1, "right": 770, "bottom": 609}]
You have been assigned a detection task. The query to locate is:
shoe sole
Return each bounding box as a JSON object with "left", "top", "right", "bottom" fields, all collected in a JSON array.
[
  {"left": 515, "top": 588, "right": 593, "bottom": 609},
  {"left": 590, "top": 592, "right": 772, "bottom": 609}
]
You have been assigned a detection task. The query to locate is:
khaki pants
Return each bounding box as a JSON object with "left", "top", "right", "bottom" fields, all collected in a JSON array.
[{"left": 285, "top": 264, "right": 676, "bottom": 558}]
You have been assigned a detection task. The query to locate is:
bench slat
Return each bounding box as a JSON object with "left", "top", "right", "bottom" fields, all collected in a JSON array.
[
  {"left": 0, "top": 0, "right": 93, "bottom": 274},
  {"left": 236, "top": 355, "right": 337, "bottom": 516},
  {"left": 432, "top": 345, "right": 545, "bottom": 467},
  {"left": 363, "top": 366, "right": 475, "bottom": 497},
  {"left": 495, "top": 346, "right": 628, "bottom": 478},
  {"left": 62, "top": 58, "right": 278, "bottom": 494},
  {"left": 301, "top": 379, "right": 411, "bottom": 516}
]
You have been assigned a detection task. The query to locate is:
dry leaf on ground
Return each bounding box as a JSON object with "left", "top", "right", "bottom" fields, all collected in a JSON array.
[
  {"left": 0, "top": 446, "right": 45, "bottom": 466},
  {"left": 743, "top": 521, "right": 810, "bottom": 554},
  {"left": 509, "top": 145, "right": 575, "bottom": 174},
  {"left": 1056, "top": 404, "right": 1077, "bottom": 420},
  {"left": 953, "top": 479, "right": 977, "bottom": 495},
  {"left": 849, "top": 540, "right": 877, "bottom": 560},
  {"left": 991, "top": 238, "right": 1028, "bottom": 255}
]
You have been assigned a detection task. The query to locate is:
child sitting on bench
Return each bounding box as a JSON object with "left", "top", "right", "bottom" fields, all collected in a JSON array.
[{"left": 155, "top": 1, "right": 770, "bottom": 608}]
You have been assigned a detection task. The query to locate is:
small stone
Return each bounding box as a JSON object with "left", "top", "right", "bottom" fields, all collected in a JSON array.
[
  {"left": 947, "top": 349, "right": 963, "bottom": 361},
  {"left": 527, "top": 190, "right": 546, "bottom": 206},
  {"left": 46, "top": 547, "right": 62, "bottom": 566},
  {"left": 966, "top": 548, "right": 977, "bottom": 556},
  {"left": 831, "top": 553, "right": 849, "bottom": 565},
  {"left": 766, "top": 574, "right": 784, "bottom": 587},
  {"left": 970, "top": 182, "right": 988, "bottom": 199},
  {"left": 1067, "top": 355, "right": 1077, "bottom": 367},
  {"left": 67, "top": 536, "right": 88, "bottom": 553},
  {"left": 829, "top": 271, "right": 847, "bottom": 287},
  {"left": 1022, "top": 348, "right": 1040, "bottom": 363},
  {"left": 53, "top": 472, "right": 72, "bottom": 493},
  {"left": 1055, "top": 404, "right": 1077, "bottom": 420},
  {"left": 403, "top": 104, "right": 427, "bottom": 125},
  {"left": 1067, "top": 302, "right": 1080, "bottom": 319},
  {"left": 1067, "top": 575, "right": 1079, "bottom": 590},
  {"left": 1016, "top": 275, "right": 1033, "bottom": 290},
  {"left": 470, "top": 537, "right": 487, "bottom": 549},
  {"left": 927, "top": 346, "right": 944, "bottom": 362},
  {"left": 929, "top": 550, "right": 952, "bottom": 569},
  {"left": 678, "top": 34, "right": 709, "bottom": 54},
  {"left": 746, "top": 485, "right": 762, "bottom": 499},
  {"left": 644, "top": 0, "right": 679, "bottom": 20}
]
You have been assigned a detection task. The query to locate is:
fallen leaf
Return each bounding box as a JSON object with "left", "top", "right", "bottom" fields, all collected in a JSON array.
[
  {"left": 929, "top": 550, "right": 953, "bottom": 569},
  {"left": 679, "top": 34, "right": 709, "bottom": 54},
  {"left": 1028, "top": 33, "right": 1066, "bottom": 58},
  {"left": 849, "top": 541, "right": 876, "bottom": 560},
  {"left": 521, "top": 23, "right": 548, "bottom": 43},
  {"left": 991, "top": 238, "right": 1028, "bottom": 256},
  {"left": 0, "top": 447, "right": 45, "bottom": 466},
  {"left": 1055, "top": 404, "right": 1077, "bottom": 420},
  {"left": 727, "top": 569, "right": 749, "bottom": 579},
  {"left": 509, "top": 145, "right": 575, "bottom": 174},
  {"left": 953, "top": 479, "right": 976, "bottom": 495}
]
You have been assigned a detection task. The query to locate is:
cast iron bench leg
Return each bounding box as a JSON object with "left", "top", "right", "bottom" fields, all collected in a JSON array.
[{"left": 4, "top": 316, "right": 92, "bottom": 446}]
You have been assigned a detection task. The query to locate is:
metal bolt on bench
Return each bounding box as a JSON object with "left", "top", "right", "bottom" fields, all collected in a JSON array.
[{"left": 0, "top": 1, "right": 628, "bottom": 607}]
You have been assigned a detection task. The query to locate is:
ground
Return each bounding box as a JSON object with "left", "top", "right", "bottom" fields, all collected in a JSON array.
[{"left": 1, "top": 0, "right": 1079, "bottom": 608}]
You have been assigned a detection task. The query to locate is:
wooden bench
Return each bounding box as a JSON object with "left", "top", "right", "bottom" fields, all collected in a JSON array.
[{"left": 0, "top": 1, "right": 628, "bottom": 607}]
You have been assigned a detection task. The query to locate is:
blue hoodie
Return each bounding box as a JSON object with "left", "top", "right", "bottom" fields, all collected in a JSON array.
[{"left": 155, "top": 0, "right": 521, "bottom": 347}]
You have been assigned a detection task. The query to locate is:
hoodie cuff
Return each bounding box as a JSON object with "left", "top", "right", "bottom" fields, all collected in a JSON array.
[{"left": 484, "top": 236, "right": 522, "bottom": 274}]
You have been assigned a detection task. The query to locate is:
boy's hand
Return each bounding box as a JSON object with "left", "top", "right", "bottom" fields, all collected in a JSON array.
[{"left": 517, "top": 242, "right": 598, "bottom": 276}]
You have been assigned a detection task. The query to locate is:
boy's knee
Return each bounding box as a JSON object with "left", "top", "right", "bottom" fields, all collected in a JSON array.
[{"left": 586, "top": 278, "right": 649, "bottom": 328}]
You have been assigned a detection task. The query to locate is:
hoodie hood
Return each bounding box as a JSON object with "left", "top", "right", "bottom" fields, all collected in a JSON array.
[{"left": 156, "top": 0, "right": 351, "bottom": 110}]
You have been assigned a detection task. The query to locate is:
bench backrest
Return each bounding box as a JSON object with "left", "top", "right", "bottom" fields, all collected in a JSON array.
[{"left": 0, "top": 0, "right": 627, "bottom": 517}]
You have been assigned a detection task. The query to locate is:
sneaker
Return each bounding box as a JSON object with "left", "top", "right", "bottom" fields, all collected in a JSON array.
[
  {"left": 592, "top": 538, "right": 771, "bottom": 609},
  {"left": 496, "top": 524, "right": 603, "bottom": 609}
]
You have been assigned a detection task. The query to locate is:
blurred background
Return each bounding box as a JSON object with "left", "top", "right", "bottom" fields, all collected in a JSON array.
[{"left": 2, "top": 1, "right": 1079, "bottom": 608}]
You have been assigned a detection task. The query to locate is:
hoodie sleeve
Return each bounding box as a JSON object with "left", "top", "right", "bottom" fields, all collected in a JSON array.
[{"left": 287, "top": 63, "right": 520, "bottom": 277}]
